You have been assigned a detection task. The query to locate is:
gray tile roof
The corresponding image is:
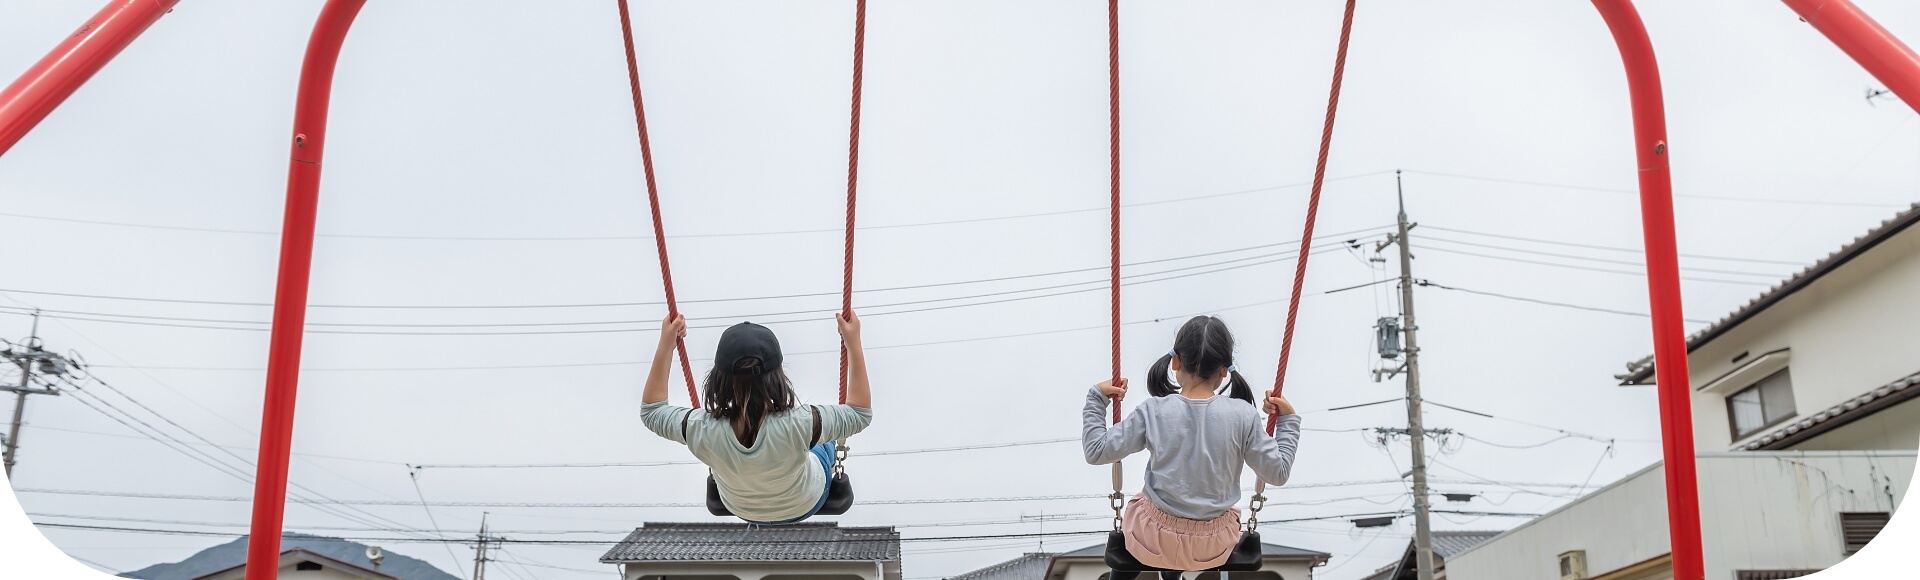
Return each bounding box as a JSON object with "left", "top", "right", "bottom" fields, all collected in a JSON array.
[
  {"left": 1620, "top": 203, "right": 1920, "bottom": 385},
  {"left": 1430, "top": 531, "right": 1500, "bottom": 560},
  {"left": 1741, "top": 369, "right": 1920, "bottom": 450},
  {"left": 600, "top": 522, "right": 901, "bottom": 563},
  {"left": 946, "top": 553, "right": 1055, "bottom": 580}
]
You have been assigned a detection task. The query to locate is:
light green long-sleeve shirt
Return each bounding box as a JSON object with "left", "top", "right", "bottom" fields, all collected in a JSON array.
[{"left": 642, "top": 401, "right": 872, "bottom": 522}]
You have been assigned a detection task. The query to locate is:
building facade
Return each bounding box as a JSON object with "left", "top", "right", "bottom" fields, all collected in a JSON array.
[
  {"left": 1618, "top": 204, "right": 1920, "bottom": 453},
  {"left": 1448, "top": 205, "right": 1920, "bottom": 579},
  {"left": 1445, "top": 451, "right": 1912, "bottom": 580}
]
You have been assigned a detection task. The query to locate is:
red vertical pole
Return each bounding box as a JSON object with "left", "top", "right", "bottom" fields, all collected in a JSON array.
[
  {"left": 1781, "top": 0, "right": 1920, "bottom": 116},
  {"left": 0, "top": 0, "right": 181, "bottom": 157},
  {"left": 245, "top": 2, "right": 367, "bottom": 579},
  {"left": 1589, "top": 2, "right": 1703, "bottom": 580}
]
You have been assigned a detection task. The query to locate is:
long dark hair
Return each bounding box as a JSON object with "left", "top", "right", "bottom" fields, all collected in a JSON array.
[
  {"left": 701, "top": 357, "right": 799, "bottom": 447},
  {"left": 1146, "top": 316, "right": 1254, "bottom": 404}
]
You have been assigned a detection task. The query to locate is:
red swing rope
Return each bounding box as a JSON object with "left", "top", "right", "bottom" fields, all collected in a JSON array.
[
  {"left": 1106, "top": 0, "right": 1123, "bottom": 425},
  {"left": 1105, "top": 0, "right": 1127, "bottom": 529},
  {"left": 839, "top": 0, "right": 867, "bottom": 406},
  {"left": 1265, "top": 0, "right": 1358, "bottom": 435},
  {"left": 616, "top": 0, "right": 699, "bottom": 408}
]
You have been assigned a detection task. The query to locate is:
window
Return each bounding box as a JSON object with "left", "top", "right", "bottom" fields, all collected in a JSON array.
[
  {"left": 1734, "top": 571, "right": 1819, "bottom": 580},
  {"left": 1726, "top": 369, "right": 1795, "bottom": 440},
  {"left": 1841, "top": 512, "right": 1890, "bottom": 554},
  {"left": 294, "top": 561, "right": 323, "bottom": 571}
]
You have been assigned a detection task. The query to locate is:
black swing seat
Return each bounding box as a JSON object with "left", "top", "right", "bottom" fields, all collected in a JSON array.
[
  {"left": 1104, "top": 530, "right": 1266, "bottom": 573},
  {"left": 706, "top": 473, "right": 855, "bottom": 518}
]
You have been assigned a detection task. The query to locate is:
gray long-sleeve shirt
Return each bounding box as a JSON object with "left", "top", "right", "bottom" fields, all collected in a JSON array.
[{"left": 1082, "top": 385, "right": 1303, "bottom": 521}]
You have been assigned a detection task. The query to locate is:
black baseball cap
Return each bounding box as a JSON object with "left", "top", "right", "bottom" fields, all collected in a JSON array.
[{"left": 715, "top": 322, "right": 782, "bottom": 374}]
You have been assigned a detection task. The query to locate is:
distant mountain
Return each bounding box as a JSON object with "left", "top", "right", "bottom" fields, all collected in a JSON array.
[{"left": 119, "top": 533, "right": 460, "bottom": 580}]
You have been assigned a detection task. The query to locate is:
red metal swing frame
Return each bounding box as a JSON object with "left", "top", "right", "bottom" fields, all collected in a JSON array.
[{"left": 4, "top": 1, "right": 1920, "bottom": 579}]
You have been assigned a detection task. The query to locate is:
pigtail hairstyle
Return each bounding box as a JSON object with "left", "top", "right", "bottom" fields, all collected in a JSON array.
[
  {"left": 1147, "top": 316, "right": 1255, "bottom": 405},
  {"left": 701, "top": 357, "right": 799, "bottom": 447}
]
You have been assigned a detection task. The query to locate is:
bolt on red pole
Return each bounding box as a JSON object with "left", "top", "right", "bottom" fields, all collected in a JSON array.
[
  {"left": 0, "top": 0, "right": 181, "bottom": 157},
  {"left": 245, "top": 1, "right": 367, "bottom": 579},
  {"left": 1781, "top": 0, "right": 1920, "bottom": 116},
  {"left": 1589, "top": 2, "right": 1704, "bottom": 580}
]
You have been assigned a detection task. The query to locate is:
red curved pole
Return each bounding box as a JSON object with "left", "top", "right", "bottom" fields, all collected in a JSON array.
[
  {"left": 1782, "top": 0, "right": 1920, "bottom": 116},
  {"left": 246, "top": 1, "right": 368, "bottom": 579},
  {"left": 1590, "top": 2, "right": 1703, "bottom": 580},
  {"left": 0, "top": 0, "right": 181, "bottom": 157}
]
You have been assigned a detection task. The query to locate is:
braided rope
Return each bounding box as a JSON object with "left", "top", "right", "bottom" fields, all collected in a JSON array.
[
  {"left": 1106, "top": 0, "right": 1126, "bottom": 530},
  {"left": 616, "top": 0, "right": 698, "bottom": 407},
  {"left": 1106, "top": 0, "right": 1123, "bottom": 426},
  {"left": 1265, "top": 0, "right": 1357, "bottom": 435},
  {"left": 838, "top": 0, "right": 867, "bottom": 406}
]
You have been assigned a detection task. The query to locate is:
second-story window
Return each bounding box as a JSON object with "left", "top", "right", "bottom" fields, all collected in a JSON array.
[{"left": 1727, "top": 368, "right": 1796, "bottom": 440}]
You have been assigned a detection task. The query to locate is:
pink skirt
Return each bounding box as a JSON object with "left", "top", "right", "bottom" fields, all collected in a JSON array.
[{"left": 1120, "top": 493, "right": 1245, "bottom": 570}]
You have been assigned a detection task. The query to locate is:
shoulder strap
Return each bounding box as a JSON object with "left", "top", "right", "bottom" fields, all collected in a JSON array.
[
  {"left": 681, "top": 408, "right": 694, "bottom": 441},
  {"left": 809, "top": 405, "right": 823, "bottom": 448}
]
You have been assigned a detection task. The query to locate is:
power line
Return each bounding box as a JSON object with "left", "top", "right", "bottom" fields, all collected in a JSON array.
[
  {"left": 0, "top": 172, "right": 1394, "bottom": 242},
  {"left": 1410, "top": 245, "right": 1771, "bottom": 286},
  {"left": 1420, "top": 225, "right": 1809, "bottom": 266},
  {"left": 1400, "top": 169, "right": 1907, "bottom": 208},
  {"left": 1415, "top": 280, "right": 1714, "bottom": 324},
  {"left": 412, "top": 437, "right": 1081, "bottom": 470},
  {"left": 0, "top": 225, "right": 1390, "bottom": 315},
  {"left": 14, "top": 477, "right": 1584, "bottom": 508},
  {"left": 0, "top": 243, "right": 1364, "bottom": 336},
  {"left": 27, "top": 494, "right": 1416, "bottom": 536},
  {"left": 55, "top": 376, "right": 439, "bottom": 539},
  {"left": 74, "top": 268, "right": 1367, "bottom": 374},
  {"left": 1418, "top": 236, "right": 1788, "bottom": 277}
]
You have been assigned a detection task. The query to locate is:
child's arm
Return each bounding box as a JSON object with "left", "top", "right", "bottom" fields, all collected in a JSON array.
[
  {"left": 838, "top": 311, "right": 870, "bottom": 409},
  {"left": 1246, "top": 395, "right": 1302, "bottom": 486},
  {"left": 812, "top": 311, "right": 875, "bottom": 444},
  {"left": 1083, "top": 379, "right": 1147, "bottom": 465},
  {"left": 641, "top": 314, "right": 688, "bottom": 405}
]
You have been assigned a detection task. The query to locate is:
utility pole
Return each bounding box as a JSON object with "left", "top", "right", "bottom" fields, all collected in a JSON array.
[
  {"left": 3, "top": 311, "right": 70, "bottom": 479},
  {"left": 1388, "top": 170, "right": 1437, "bottom": 580},
  {"left": 471, "top": 512, "right": 504, "bottom": 580}
]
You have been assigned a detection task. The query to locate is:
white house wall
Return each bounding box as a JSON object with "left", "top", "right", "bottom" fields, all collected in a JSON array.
[
  {"left": 1444, "top": 451, "right": 1914, "bottom": 580},
  {"left": 1682, "top": 228, "right": 1920, "bottom": 451}
]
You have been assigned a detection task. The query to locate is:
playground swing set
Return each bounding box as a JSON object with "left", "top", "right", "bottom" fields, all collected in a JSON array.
[{"left": 1, "top": 1, "right": 1917, "bottom": 580}]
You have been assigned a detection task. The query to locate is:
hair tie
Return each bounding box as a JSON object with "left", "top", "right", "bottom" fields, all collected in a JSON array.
[{"left": 1228, "top": 363, "right": 1239, "bottom": 374}]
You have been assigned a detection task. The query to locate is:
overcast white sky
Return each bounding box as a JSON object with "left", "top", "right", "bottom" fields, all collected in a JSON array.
[{"left": 2, "top": 1, "right": 1917, "bottom": 579}]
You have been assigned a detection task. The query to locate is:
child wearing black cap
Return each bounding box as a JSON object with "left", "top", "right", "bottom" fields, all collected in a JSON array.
[{"left": 639, "top": 312, "right": 872, "bottom": 523}]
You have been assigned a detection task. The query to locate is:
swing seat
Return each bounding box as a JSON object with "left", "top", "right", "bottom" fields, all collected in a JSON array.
[
  {"left": 705, "top": 473, "right": 855, "bottom": 518},
  {"left": 1103, "top": 530, "right": 1266, "bottom": 573}
]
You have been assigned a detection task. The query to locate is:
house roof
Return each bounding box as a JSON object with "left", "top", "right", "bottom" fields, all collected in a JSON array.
[
  {"left": 946, "top": 553, "right": 1055, "bottom": 580},
  {"left": 1429, "top": 530, "right": 1501, "bottom": 559},
  {"left": 1373, "top": 531, "right": 1502, "bottom": 580},
  {"left": 1619, "top": 203, "right": 1920, "bottom": 385},
  {"left": 193, "top": 548, "right": 398, "bottom": 580},
  {"left": 119, "top": 533, "right": 457, "bottom": 580},
  {"left": 1741, "top": 368, "right": 1920, "bottom": 450},
  {"left": 599, "top": 522, "right": 901, "bottom": 563}
]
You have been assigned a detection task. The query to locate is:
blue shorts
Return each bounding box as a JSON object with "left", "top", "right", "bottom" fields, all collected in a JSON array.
[{"left": 749, "top": 441, "right": 836, "bottom": 525}]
